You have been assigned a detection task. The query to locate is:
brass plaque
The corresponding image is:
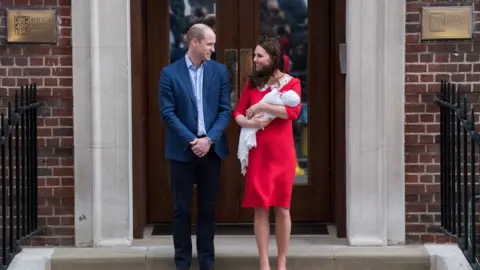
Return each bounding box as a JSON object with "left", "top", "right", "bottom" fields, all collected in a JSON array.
[
  {"left": 421, "top": 6, "right": 472, "bottom": 40},
  {"left": 7, "top": 10, "right": 57, "bottom": 43},
  {"left": 224, "top": 49, "right": 238, "bottom": 109},
  {"left": 239, "top": 49, "right": 253, "bottom": 93}
]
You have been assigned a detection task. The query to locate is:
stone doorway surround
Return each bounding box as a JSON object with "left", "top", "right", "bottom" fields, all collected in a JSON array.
[{"left": 71, "top": 0, "right": 406, "bottom": 247}]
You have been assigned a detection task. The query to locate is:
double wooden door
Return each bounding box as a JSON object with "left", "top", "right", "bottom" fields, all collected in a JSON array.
[{"left": 144, "top": 0, "right": 341, "bottom": 224}]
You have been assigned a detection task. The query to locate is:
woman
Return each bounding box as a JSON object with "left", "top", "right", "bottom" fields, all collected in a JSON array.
[{"left": 233, "top": 37, "right": 301, "bottom": 270}]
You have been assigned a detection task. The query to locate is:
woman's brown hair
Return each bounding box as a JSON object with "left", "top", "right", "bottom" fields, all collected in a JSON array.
[{"left": 248, "top": 36, "right": 283, "bottom": 89}]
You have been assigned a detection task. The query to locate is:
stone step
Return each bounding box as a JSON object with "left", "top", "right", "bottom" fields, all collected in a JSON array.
[{"left": 49, "top": 236, "right": 431, "bottom": 270}]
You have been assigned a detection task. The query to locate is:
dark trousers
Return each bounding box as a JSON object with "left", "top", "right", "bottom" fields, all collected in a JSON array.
[{"left": 170, "top": 150, "right": 221, "bottom": 270}]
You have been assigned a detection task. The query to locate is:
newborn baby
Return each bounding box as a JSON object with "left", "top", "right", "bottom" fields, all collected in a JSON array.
[{"left": 237, "top": 89, "right": 300, "bottom": 175}]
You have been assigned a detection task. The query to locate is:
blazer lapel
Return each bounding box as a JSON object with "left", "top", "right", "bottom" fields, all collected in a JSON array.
[
  {"left": 179, "top": 57, "right": 198, "bottom": 110},
  {"left": 202, "top": 62, "right": 211, "bottom": 103}
]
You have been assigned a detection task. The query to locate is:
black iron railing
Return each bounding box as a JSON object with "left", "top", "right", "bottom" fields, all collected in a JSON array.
[
  {"left": 435, "top": 80, "right": 480, "bottom": 269},
  {"left": 0, "top": 84, "right": 42, "bottom": 269}
]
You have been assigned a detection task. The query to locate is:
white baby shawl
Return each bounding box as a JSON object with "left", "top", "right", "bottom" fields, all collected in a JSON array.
[{"left": 237, "top": 76, "right": 300, "bottom": 175}]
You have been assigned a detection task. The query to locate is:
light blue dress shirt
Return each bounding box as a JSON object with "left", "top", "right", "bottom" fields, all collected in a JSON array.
[{"left": 185, "top": 55, "right": 206, "bottom": 136}]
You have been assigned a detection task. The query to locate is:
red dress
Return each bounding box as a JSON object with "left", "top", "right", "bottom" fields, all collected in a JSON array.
[{"left": 233, "top": 75, "right": 301, "bottom": 209}]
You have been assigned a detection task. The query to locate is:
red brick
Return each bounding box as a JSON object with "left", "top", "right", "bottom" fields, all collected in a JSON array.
[
  {"left": 2, "top": 0, "right": 476, "bottom": 248},
  {"left": 406, "top": 175, "right": 419, "bottom": 183},
  {"left": 404, "top": 0, "right": 480, "bottom": 244},
  {"left": 0, "top": 0, "right": 73, "bottom": 246}
]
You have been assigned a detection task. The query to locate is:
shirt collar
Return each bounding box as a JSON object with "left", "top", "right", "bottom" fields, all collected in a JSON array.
[{"left": 185, "top": 54, "right": 206, "bottom": 69}]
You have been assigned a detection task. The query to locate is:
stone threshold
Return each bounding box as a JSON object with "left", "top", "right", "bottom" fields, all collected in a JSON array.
[
  {"left": 54, "top": 245, "right": 431, "bottom": 270},
  {"left": 5, "top": 237, "right": 472, "bottom": 270}
]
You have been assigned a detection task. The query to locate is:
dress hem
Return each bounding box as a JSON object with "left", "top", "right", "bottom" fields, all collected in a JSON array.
[{"left": 241, "top": 203, "right": 291, "bottom": 210}]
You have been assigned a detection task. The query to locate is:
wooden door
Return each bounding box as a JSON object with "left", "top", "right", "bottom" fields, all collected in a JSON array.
[
  {"left": 234, "top": 0, "right": 333, "bottom": 223},
  {"left": 145, "top": 0, "right": 335, "bottom": 224},
  {"left": 146, "top": 0, "right": 244, "bottom": 223}
]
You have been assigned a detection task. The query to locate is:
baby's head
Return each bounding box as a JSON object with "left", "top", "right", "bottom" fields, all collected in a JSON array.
[{"left": 265, "top": 90, "right": 281, "bottom": 97}]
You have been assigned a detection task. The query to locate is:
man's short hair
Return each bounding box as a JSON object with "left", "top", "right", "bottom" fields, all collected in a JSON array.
[{"left": 186, "top": 23, "right": 211, "bottom": 45}]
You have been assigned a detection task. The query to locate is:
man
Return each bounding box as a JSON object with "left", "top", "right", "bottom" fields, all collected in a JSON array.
[{"left": 158, "top": 23, "right": 231, "bottom": 270}]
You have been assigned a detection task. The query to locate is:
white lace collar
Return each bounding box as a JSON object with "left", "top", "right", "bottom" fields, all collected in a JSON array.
[{"left": 258, "top": 74, "right": 293, "bottom": 92}]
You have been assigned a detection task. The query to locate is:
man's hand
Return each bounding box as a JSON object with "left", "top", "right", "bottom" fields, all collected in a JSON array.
[
  {"left": 190, "top": 138, "right": 199, "bottom": 146},
  {"left": 190, "top": 137, "right": 211, "bottom": 157}
]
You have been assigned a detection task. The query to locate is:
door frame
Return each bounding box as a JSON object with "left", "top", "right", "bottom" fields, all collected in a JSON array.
[{"left": 129, "top": 0, "right": 346, "bottom": 239}]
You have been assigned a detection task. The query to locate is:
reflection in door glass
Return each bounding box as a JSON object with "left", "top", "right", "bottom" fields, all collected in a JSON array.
[
  {"left": 260, "top": 0, "right": 308, "bottom": 184},
  {"left": 169, "top": 0, "right": 217, "bottom": 64}
]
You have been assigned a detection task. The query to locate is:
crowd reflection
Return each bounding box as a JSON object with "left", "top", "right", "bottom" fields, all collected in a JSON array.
[{"left": 260, "top": 0, "right": 308, "bottom": 178}]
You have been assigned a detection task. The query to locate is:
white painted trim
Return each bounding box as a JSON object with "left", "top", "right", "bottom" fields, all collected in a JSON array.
[
  {"left": 72, "top": 0, "right": 94, "bottom": 247},
  {"left": 95, "top": 238, "right": 133, "bottom": 248},
  {"left": 384, "top": 0, "right": 406, "bottom": 244},
  {"left": 345, "top": 0, "right": 406, "bottom": 245},
  {"left": 72, "top": 0, "right": 133, "bottom": 247},
  {"left": 348, "top": 237, "right": 386, "bottom": 247},
  {"left": 425, "top": 244, "right": 473, "bottom": 270},
  {"left": 8, "top": 248, "right": 55, "bottom": 270},
  {"left": 126, "top": 0, "right": 134, "bottom": 246}
]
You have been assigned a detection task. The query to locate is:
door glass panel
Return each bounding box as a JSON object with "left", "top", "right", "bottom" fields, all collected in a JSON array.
[
  {"left": 260, "top": 0, "right": 308, "bottom": 184},
  {"left": 169, "top": 0, "right": 217, "bottom": 64}
]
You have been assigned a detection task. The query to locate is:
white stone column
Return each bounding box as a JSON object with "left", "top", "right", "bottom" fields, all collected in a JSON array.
[
  {"left": 72, "top": 0, "right": 133, "bottom": 247},
  {"left": 345, "top": 0, "right": 406, "bottom": 245}
]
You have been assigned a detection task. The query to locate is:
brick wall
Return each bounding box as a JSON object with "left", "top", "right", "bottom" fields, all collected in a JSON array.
[
  {"left": 0, "top": 0, "right": 477, "bottom": 247},
  {"left": 405, "top": 0, "right": 480, "bottom": 243},
  {"left": 0, "top": 0, "right": 73, "bottom": 246}
]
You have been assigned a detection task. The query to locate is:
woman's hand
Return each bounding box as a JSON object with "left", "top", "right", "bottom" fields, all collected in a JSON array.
[
  {"left": 249, "top": 113, "right": 272, "bottom": 129},
  {"left": 246, "top": 102, "right": 264, "bottom": 119}
]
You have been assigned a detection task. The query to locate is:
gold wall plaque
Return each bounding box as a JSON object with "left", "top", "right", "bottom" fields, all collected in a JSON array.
[
  {"left": 421, "top": 6, "right": 472, "bottom": 40},
  {"left": 239, "top": 48, "right": 253, "bottom": 93},
  {"left": 7, "top": 10, "right": 57, "bottom": 44},
  {"left": 224, "top": 49, "right": 238, "bottom": 109}
]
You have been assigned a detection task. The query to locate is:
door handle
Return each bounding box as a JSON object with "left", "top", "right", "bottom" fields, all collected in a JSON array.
[
  {"left": 224, "top": 49, "right": 238, "bottom": 108},
  {"left": 239, "top": 48, "right": 253, "bottom": 92}
]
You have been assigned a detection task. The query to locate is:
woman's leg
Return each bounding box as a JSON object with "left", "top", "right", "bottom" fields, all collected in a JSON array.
[
  {"left": 254, "top": 207, "right": 271, "bottom": 269},
  {"left": 275, "top": 207, "right": 291, "bottom": 270}
]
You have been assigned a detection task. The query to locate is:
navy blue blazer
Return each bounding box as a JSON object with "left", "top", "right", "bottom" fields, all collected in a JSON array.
[{"left": 158, "top": 57, "right": 231, "bottom": 162}]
